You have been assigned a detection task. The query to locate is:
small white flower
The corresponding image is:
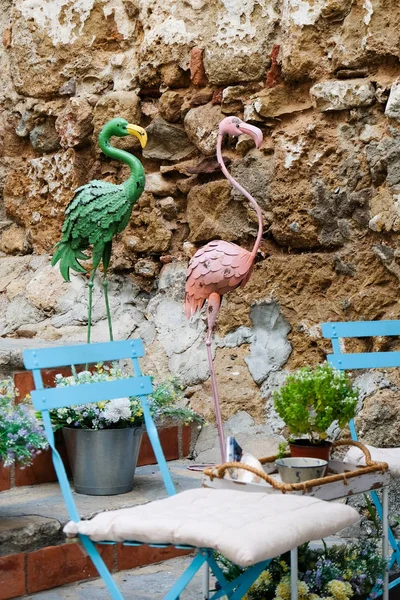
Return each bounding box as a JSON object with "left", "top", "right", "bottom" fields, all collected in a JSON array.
[
  {"left": 66, "top": 417, "right": 72, "bottom": 424},
  {"left": 78, "top": 371, "right": 91, "bottom": 378},
  {"left": 102, "top": 398, "right": 131, "bottom": 423}
]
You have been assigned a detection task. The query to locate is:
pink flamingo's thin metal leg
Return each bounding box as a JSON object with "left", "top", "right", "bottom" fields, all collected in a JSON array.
[{"left": 205, "top": 293, "right": 226, "bottom": 463}]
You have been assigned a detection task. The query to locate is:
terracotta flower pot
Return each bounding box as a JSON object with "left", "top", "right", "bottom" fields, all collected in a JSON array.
[{"left": 289, "top": 439, "right": 332, "bottom": 461}]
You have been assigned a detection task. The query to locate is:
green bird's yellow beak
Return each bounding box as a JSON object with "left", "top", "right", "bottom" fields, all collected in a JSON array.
[{"left": 127, "top": 124, "right": 148, "bottom": 148}]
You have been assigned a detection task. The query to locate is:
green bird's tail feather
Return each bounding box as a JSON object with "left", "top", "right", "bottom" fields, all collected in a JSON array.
[{"left": 51, "top": 241, "right": 88, "bottom": 282}]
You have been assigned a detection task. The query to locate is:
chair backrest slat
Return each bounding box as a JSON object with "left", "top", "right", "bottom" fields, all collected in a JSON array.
[
  {"left": 322, "top": 320, "right": 400, "bottom": 339},
  {"left": 327, "top": 351, "right": 400, "bottom": 370},
  {"left": 23, "top": 339, "right": 144, "bottom": 370},
  {"left": 30, "top": 376, "right": 153, "bottom": 411},
  {"left": 322, "top": 319, "right": 400, "bottom": 444},
  {"left": 23, "top": 340, "right": 177, "bottom": 502}
]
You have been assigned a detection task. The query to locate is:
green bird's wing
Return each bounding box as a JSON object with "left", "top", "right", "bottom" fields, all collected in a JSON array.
[
  {"left": 53, "top": 179, "right": 135, "bottom": 281},
  {"left": 62, "top": 180, "right": 132, "bottom": 247}
]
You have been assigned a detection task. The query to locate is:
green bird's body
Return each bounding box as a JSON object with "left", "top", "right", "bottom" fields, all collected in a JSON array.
[{"left": 51, "top": 118, "right": 148, "bottom": 342}]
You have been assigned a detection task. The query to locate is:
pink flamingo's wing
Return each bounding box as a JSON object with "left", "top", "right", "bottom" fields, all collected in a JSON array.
[{"left": 184, "top": 240, "right": 254, "bottom": 316}]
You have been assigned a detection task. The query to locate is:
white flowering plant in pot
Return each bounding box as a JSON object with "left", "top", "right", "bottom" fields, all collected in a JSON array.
[
  {"left": 48, "top": 363, "right": 202, "bottom": 431},
  {"left": 41, "top": 363, "right": 203, "bottom": 495}
]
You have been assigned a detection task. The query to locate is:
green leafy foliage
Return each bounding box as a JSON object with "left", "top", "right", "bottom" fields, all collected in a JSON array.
[
  {"left": 276, "top": 440, "right": 289, "bottom": 459},
  {"left": 273, "top": 363, "right": 358, "bottom": 443}
]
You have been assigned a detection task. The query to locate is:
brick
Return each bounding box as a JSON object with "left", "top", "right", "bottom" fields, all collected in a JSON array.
[
  {"left": 13, "top": 372, "right": 34, "bottom": 403},
  {"left": 0, "top": 463, "right": 11, "bottom": 492},
  {"left": 0, "top": 553, "right": 26, "bottom": 600},
  {"left": 15, "top": 431, "right": 71, "bottom": 486},
  {"left": 137, "top": 427, "right": 179, "bottom": 466},
  {"left": 15, "top": 449, "right": 56, "bottom": 486},
  {"left": 117, "top": 544, "right": 192, "bottom": 572},
  {"left": 181, "top": 424, "right": 192, "bottom": 458},
  {"left": 27, "top": 542, "right": 114, "bottom": 593},
  {"left": 190, "top": 47, "right": 207, "bottom": 87},
  {"left": 13, "top": 367, "right": 94, "bottom": 402}
]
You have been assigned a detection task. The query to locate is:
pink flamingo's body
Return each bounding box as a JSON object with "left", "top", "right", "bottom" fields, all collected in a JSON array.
[{"left": 185, "top": 117, "right": 264, "bottom": 462}]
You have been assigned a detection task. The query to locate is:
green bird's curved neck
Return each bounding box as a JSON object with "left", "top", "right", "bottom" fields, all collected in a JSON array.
[{"left": 99, "top": 130, "right": 145, "bottom": 203}]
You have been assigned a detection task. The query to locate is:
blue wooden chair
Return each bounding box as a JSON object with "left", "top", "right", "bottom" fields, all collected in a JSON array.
[
  {"left": 24, "top": 339, "right": 359, "bottom": 600},
  {"left": 322, "top": 320, "right": 400, "bottom": 596}
]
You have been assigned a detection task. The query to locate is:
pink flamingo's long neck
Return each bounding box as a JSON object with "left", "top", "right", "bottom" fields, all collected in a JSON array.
[{"left": 217, "top": 135, "right": 263, "bottom": 258}]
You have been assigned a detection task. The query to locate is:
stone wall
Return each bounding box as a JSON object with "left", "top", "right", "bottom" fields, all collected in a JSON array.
[{"left": 1, "top": 0, "right": 400, "bottom": 455}]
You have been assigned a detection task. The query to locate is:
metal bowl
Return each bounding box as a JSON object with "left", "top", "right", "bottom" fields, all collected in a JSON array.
[{"left": 275, "top": 457, "right": 328, "bottom": 484}]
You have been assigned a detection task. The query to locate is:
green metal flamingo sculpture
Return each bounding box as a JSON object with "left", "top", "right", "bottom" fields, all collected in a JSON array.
[{"left": 51, "top": 117, "right": 147, "bottom": 343}]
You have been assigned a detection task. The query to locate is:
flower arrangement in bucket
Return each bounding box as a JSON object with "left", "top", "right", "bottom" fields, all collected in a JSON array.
[
  {"left": 273, "top": 363, "right": 358, "bottom": 460},
  {"left": 0, "top": 379, "right": 48, "bottom": 467},
  {"left": 216, "top": 538, "right": 387, "bottom": 600},
  {"left": 46, "top": 364, "right": 202, "bottom": 495}
]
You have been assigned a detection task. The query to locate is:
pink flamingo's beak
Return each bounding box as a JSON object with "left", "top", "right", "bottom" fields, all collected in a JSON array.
[{"left": 239, "top": 123, "right": 263, "bottom": 148}]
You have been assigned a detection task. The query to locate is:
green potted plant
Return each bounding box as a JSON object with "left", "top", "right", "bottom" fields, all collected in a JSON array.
[
  {"left": 273, "top": 363, "right": 358, "bottom": 460},
  {"left": 0, "top": 379, "right": 48, "bottom": 467},
  {"left": 48, "top": 364, "right": 202, "bottom": 495}
]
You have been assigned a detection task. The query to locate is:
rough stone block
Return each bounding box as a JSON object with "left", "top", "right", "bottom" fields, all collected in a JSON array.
[
  {"left": 184, "top": 103, "right": 224, "bottom": 156},
  {"left": 224, "top": 301, "right": 292, "bottom": 386},
  {"left": 187, "top": 179, "right": 256, "bottom": 243},
  {"left": 0, "top": 516, "right": 62, "bottom": 557},
  {"left": 93, "top": 92, "right": 141, "bottom": 153},
  {"left": 204, "top": 47, "right": 268, "bottom": 86},
  {"left": 145, "top": 173, "right": 177, "bottom": 197},
  {"left": 29, "top": 119, "right": 60, "bottom": 154},
  {"left": 253, "top": 84, "right": 313, "bottom": 118},
  {"left": 3, "top": 148, "right": 90, "bottom": 253},
  {"left": 143, "top": 118, "right": 195, "bottom": 161},
  {"left": 159, "top": 90, "right": 186, "bottom": 123},
  {"left": 385, "top": 81, "right": 400, "bottom": 120},
  {"left": 56, "top": 97, "right": 94, "bottom": 148},
  {"left": 310, "top": 80, "right": 376, "bottom": 112}
]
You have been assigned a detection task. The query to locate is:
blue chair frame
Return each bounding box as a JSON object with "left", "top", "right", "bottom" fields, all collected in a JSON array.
[
  {"left": 322, "top": 320, "right": 400, "bottom": 595},
  {"left": 23, "top": 339, "right": 274, "bottom": 600}
]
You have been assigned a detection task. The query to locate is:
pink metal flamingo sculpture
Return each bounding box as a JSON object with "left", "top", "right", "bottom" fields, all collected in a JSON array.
[{"left": 185, "top": 116, "right": 264, "bottom": 463}]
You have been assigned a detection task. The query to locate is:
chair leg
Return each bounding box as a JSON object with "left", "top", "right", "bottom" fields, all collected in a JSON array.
[
  {"left": 203, "top": 561, "right": 210, "bottom": 600},
  {"left": 80, "top": 536, "right": 124, "bottom": 600},
  {"left": 382, "top": 487, "right": 389, "bottom": 600},
  {"left": 163, "top": 551, "right": 208, "bottom": 600},
  {"left": 217, "top": 560, "right": 270, "bottom": 600},
  {"left": 291, "top": 548, "right": 298, "bottom": 600},
  {"left": 370, "top": 490, "right": 400, "bottom": 565}
]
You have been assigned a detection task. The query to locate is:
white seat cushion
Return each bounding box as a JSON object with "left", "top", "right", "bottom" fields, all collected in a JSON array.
[
  {"left": 64, "top": 488, "right": 358, "bottom": 567},
  {"left": 345, "top": 444, "right": 400, "bottom": 478}
]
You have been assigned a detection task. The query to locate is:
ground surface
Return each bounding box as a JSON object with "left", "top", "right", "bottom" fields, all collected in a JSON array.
[
  {"left": 0, "top": 461, "right": 203, "bottom": 556},
  {"left": 1, "top": 461, "right": 202, "bottom": 522},
  {"left": 22, "top": 556, "right": 205, "bottom": 599}
]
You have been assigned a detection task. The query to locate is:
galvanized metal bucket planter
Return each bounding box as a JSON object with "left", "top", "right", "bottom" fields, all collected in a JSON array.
[{"left": 63, "top": 426, "right": 144, "bottom": 495}]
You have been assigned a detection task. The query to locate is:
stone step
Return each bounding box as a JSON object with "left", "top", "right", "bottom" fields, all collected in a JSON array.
[{"left": 0, "top": 461, "right": 202, "bottom": 600}]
